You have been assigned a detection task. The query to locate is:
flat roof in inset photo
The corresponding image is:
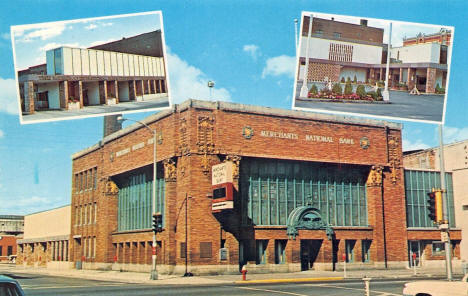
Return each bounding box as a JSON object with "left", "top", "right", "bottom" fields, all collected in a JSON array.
[
  {"left": 11, "top": 11, "right": 171, "bottom": 124},
  {"left": 292, "top": 11, "right": 454, "bottom": 124}
]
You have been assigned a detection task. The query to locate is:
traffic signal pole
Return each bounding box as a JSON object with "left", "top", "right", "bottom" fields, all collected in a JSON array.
[{"left": 438, "top": 124, "right": 453, "bottom": 281}]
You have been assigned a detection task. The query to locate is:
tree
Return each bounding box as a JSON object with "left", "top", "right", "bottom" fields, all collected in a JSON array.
[
  {"left": 309, "top": 84, "right": 318, "bottom": 94},
  {"left": 344, "top": 80, "right": 353, "bottom": 95},
  {"left": 332, "top": 83, "right": 342, "bottom": 94},
  {"left": 356, "top": 85, "right": 366, "bottom": 98}
]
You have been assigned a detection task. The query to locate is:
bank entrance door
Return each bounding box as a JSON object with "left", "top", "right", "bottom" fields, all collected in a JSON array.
[{"left": 300, "top": 239, "right": 322, "bottom": 271}]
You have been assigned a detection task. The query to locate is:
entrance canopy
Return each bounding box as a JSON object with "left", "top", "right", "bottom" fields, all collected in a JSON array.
[{"left": 286, "top": 206, "right": 334, "bottom": 240}]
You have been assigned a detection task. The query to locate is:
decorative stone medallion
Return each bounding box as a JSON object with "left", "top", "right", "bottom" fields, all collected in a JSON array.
[{"left": 242, "top": 126, "right": 254, "bottom": 139}]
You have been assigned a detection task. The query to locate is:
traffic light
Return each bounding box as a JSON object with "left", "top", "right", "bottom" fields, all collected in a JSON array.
[
  {"left": 427, "top": 190, "right": 436, "bottom": 222},
  {"left": 434, "top": 189, "right": 443, "bottom": 224},
  {"left": 152, "top": 212, "right": 163, "bottom": 233}
]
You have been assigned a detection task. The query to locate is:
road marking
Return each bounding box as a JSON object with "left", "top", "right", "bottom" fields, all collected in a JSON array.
[
  {"left": 305, "top": 283, "right": 401, "bottom": 296},
  {"left": 234, "top": 277, "right": 343, "bottom": 284},
  {"left": 22, "top": 283, "right": 127, "bottom": 290},
  {"left": 237, "top": 286, "right": 308, "bottom": 296}
]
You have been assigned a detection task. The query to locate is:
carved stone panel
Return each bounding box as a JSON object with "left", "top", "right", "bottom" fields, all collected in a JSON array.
[
  {"left": 105, "top": 180, "right": 119, "bottom": 195},
  {"left": 178, "top": 117, "right": 189, "bottom": 155},
  {"left": 366, "top": 165, "right": 383, "bottom": 187},
  {"left": 224, "top": 155, "right": 241, "bottom": 179},
  {"left": 163, "top": 158, "right": 177, "bottom": 182},
  {"left": 197, "top": 116, "right": 215, "bottom": 154},
  {"left": 388, "top": 136, "right": 401, "bottom": 184}
]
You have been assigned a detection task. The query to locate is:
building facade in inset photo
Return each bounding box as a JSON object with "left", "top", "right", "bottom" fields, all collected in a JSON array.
[
  {"left": 18, "top": 30, "right": 168, "bottom": 116},
  {"left": 67, "top": 100, "right": 462, "bottom": 275},
  {"left": 297, "top": 15, "right": 450, "bottom": 95}
]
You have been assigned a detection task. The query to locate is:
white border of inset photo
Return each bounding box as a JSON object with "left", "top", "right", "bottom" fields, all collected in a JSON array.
[
  {"left": 11, "top": 11, "right": 172, "bottom": 125},
  {"left": 292, "top": 11, "right": 454, "bottom": 124}
]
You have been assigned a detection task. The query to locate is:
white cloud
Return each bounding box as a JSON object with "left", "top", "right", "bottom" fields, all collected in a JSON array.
[
  {"left": 167, "top": 50, "right": 231, "bottom": 103},
  {"left": 1, "top": 32, "right": 10, "bottom": 41},
  {"left": 15, "top": 23, "right": 66, "bottom": 42},
  {"left": 0, "top": 78, "right": 19, "bottom": 115},
  {"left": 262, "top": 55, "right": 296, "bottom": 78},
  {"left": 0, "top": 129, "right": 4, "bottom": 138},
  {"left": 402, "top": 138, "right": 430, "bottom": 151},
  {"left": 39, "top": 42, "right": 80, "bottom": 52},
  {"left": 0, "top": 195, "right": 65, "bottom": 215},
  {"left": 88, "top": 39, "right": 115, "bottom": 47},
  {"left": 444, "top": 126, "right": 468, "bottom": 144},
  {"left": 243, "top": 44, "right": 260, "bottom": 60},
  {"left": 102, "top": 22, "right": 113, "bottom": 27},
  {"left": 85, "top": 24, "right": 97, "bottom": 30}
]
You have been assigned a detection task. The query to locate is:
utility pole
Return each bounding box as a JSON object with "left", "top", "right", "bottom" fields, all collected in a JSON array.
[
  {"left": 438, "top": 124, "right": 453, "bottom": 281},
  {"left": 382, "top": 22, "right": 391, "bottom": 102}
]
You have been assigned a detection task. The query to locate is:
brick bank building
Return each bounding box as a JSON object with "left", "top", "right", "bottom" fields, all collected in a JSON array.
[{"left": 70, "top": 100, "right": 460, "bottom": 274}]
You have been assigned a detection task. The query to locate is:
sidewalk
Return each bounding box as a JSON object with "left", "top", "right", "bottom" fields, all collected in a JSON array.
[{"left": 0, "top": 263, "right": 463, "bottom": 286}]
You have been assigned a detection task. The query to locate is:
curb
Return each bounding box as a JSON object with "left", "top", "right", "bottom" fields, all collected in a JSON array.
[{"left": 296, "top": 98, "right": 390, "bottom": 104}]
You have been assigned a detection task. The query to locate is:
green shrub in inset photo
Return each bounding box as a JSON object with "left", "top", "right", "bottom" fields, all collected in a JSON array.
[
  {"left": 332, "top": 83, "right": 343, "bottom": 94},
  {"left": 356, "top": 84, "right": 366, "bottom": 98},
  {"left": 344, "top": 81, "right": 353, "bottom": 95},
  {"left": 309, "top": 84, "right": 318, "bottom": 95}
]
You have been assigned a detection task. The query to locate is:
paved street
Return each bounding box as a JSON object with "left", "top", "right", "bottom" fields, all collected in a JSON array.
[
  {"left": 21, "top": 96, "right": 170, "bottom": 123},
  {"left": 2, "top": 271, "right": 431, "bottom": 295},
  {"left": 294, "top": 82, "right": 445, "bottom": 122}
]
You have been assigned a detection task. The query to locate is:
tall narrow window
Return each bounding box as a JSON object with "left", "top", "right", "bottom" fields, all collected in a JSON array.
[
  {"left": 93, "top": 167, "right": 98, "bottom": 190},
  {"left": 275, "top": 240, "right": 287, "bottom": 264},
  {"left": 93, "top": 237, "right": 96, "bottom": 258},
  {"left": 345, "top": 240, "right": 356, "bottom": 263},
  {"left": 54, "top": 48, "right": 63, "bottom": 75},
  {"left": 361, "top": 240, "right": 371, "bottom": 262},
  {"left": 84, "top": 204, "right": 87, "bottom": 224},
  {"left": 256, "top": 240, "right": 268, "bottom": 264},
  {"left": 94, "top": 202, "right": 97, "bottom": 223}
]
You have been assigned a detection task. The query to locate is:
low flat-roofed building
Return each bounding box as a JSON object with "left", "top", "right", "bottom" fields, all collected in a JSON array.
[{"left": 17, "top": 205, "right": 71, "bottom": 269}]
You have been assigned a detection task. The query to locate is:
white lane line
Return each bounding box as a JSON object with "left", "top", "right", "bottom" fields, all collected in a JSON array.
[
  {"left": 304, "top": 283, "right": 401, "bottom": 296},
  {"left": 22, "top": 283, "right": 127, "bottom": 290},
  {"left": 237, "top": 286, "right": 308, "bottom": 296}
]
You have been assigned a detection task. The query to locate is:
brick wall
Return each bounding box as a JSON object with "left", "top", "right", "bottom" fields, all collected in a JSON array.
[{"left": 70, "top": 101, "right": 416, "bottom": 273}]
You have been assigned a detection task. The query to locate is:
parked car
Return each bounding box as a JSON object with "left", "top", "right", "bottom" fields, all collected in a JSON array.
[
  {"left": 403, "top": 274, "right": 468, "bottom": 296},
  {"left": 0, "top": 275, "right": 25, "bottom": 296}
]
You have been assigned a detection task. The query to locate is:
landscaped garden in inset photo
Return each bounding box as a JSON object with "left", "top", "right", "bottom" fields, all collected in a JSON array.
[{"left": 307, "top": 77, "right": 384, "bottom": 102}]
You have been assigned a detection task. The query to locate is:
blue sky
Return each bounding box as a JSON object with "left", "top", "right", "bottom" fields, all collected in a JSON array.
[{"left": 0, "top": 0, "right": 467, "bottom": 215}]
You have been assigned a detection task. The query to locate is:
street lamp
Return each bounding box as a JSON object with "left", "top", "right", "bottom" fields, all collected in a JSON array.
[{"left": 117, "top": 115, "right": 158, "bottom": 280}]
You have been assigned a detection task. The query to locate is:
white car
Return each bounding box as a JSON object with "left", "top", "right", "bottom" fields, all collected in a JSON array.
[{"left": 403, "top": 274, "right": 468, "bottom": 296}]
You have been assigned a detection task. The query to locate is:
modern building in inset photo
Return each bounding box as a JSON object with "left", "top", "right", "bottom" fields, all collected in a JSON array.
[
  {"left": 12, "top": 11, "right": 170, "bottom": 124},
  {"left": 294, "top": 12, "right": 453, "bottom": 123}
]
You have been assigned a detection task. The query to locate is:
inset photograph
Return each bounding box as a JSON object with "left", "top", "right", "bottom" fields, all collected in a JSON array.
[
  {"left": 12, "top": 11, "right": 171, "bottom": 124},
  {"left": 293, "top": 12, "right": 453, "bottom": 123}
]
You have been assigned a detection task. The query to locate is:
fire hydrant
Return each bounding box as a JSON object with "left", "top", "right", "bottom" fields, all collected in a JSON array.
[{"left": 241, "top": 265, "right": 248, "bottom": 281}]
